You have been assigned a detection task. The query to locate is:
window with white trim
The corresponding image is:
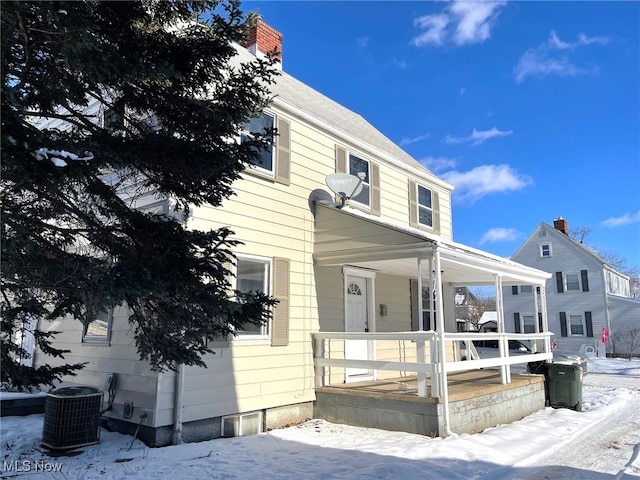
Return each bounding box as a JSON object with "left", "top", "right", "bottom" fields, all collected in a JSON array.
[
  {"left": 241, "top": 112, "right": 275, "bottom": 176},
  {"left": 417, "top": 185, "right": 433, "bottom": 228},
  {"left": 349, "top": 153, "right": 370, "bottom": 207},
  {"left": 235, "top": 256, "right": 271, "bottom": 337},
  {"left": 522, "top": 314, "right": 536, "bottom": 334},
  {"left": 539, "top": 243, "right": 552, "bottom": 258},
  {"left": 565, "top": 272, "right": 580, "bottom": 291},
  {"left": 569, "top": 313, "right": 585, "bottom": 336},
  {"left": 82, "top": 308, "right": 113, "bottom": 344}
]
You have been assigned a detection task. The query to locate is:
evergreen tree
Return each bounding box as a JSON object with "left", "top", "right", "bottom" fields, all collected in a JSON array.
[{"left": 1, "top": 0, "right": 279, "bottom": 390}]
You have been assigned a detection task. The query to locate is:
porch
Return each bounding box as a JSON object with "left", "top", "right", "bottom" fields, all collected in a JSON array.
[{"left": 312, "top": 331, "right": 551, "bottom": 437}]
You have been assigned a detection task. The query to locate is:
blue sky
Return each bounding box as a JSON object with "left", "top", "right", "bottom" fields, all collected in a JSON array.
[{"left": 244, "top": 1, "right": 640, "bottom": 273}]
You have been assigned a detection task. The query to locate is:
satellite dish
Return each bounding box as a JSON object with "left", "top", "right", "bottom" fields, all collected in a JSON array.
[{"left": 325, "top": 172, "right": 365, "bottom": 208}]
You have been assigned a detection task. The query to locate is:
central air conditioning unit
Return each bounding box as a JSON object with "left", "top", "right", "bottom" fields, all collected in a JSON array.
[{"left": 42, "top": 386, "right": 103, "bottom": 450}]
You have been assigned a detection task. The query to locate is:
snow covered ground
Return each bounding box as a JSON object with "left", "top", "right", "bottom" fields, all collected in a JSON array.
[{"left": 1, "top": 357, "right": 639, "bottom": 479}]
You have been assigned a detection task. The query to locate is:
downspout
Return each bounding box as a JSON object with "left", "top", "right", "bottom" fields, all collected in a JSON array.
[
  {"left": 172, "top": 363, "right": 185, "bottom": 445},
  {"left": 433, "top": 243, "right": 452, "bottom": 436}
]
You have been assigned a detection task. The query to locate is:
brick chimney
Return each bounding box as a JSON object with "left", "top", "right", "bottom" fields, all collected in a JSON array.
[
  {"left": 241, "top": 17, "right": 282, "bottom": 65},
  {"left": 553, "top": 216, "right": 569, "bottom": 235}
]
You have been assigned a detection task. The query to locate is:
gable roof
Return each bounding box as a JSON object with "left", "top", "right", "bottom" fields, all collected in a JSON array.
[
  {"left": 513, "top": 222, "right": 630, "bottom": 279},
  {"left": 232, "top": 44, "right": 451, "bottom": 190}
]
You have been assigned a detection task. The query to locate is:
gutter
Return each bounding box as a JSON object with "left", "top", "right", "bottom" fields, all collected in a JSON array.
[{"left": 172, "top": 364, "right": 185, "bottom": 445}]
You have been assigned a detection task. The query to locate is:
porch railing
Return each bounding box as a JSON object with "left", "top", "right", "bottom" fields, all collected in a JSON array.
[{"left": 312, "top": 331, "right": 553, "bottom": 398}]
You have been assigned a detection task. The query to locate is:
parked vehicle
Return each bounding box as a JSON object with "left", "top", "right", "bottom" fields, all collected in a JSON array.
[{"left": 461, "top": 339, "right": 588, "bottom": 375}]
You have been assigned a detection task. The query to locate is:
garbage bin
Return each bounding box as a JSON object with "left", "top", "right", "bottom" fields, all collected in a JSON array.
[
  {"left": 42, "top": 386, "right": 103, "bottom": 450},
  {"left": 548, "top": 362, "right": 582, "bottom": 411}
]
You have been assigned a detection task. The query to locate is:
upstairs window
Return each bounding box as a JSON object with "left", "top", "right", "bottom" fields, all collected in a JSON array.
[
  {"left": 539, "top": 243, "right": 552, "bottom": 258},
  {"left": 522, "top": 314, "right": 536, "bottom": 334},
  {"left": 565, "top": 273, "right": 580, "bottom": 291},
  {"left": 520, "top": 285, "right": 533, "bottom": 293},
  {"left": 242, "top": 113, "right": 275, "bottom": 175},
  {"left": 349, "top": 154, "right": 370, "bottom": 207},
  {"left": 417, "top": 185, "right": 433, "bottom": 228}
]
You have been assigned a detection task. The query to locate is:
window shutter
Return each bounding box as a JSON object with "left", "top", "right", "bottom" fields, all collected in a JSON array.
[
  {"left": 514, "top": 313, "right": 521, "bottom": 333},
  {"left": 410, "top": 279, "right": 419, "bottom": 331},
  {"left": 275, "top": 117, "right": 291, "bottom": 185},
  {"left": 432, "top": 191, "right": 440, "bottom": 234},
  {"left": 538, "top": 313, "right": 543, "bottom": 332},
  {"left": 371, "top": 162, "right": 381, "bottom": 216},
  {"left": 408, "top": 180, "right": 418, "bottom": 228},
  {"left": 559, "top": 312, "right": 568, "bottom": 337},
  {"left": 581, "top": 270, "right": 589, "bottom": 292},
  {"left": 271, "top": 257, "right": 290, "bottom": 346},
  {"left": 556, "top": 272, "right": 564, "bottom": 293},
  {"left": 585, "top": 311, "right": 593, "bottom": 337},
  {"left": 335, "top": 145, "right": 346, "bottom": 173},
  {"left": 512, "top": 286, "right": 518, "bottom": 295}
]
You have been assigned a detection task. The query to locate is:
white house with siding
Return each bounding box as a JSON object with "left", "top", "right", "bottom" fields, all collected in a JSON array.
[
  {"left": 502, "top": 217, "right": 640, "bottom": 357},
  {"left": 33, "top": 19, "right": 553, "bottom": 445}
]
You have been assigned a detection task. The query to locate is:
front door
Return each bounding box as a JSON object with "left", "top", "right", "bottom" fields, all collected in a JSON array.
[{"left": 345, "top": 276, "right": 371, "bottom": 382}]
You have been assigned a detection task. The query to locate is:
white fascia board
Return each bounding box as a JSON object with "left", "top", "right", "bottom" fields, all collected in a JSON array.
[{"left": 271, "top": 97, "right": 454, "bottom": 192}]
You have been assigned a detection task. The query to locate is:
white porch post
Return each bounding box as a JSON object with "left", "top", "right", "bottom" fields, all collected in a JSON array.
[
  {"left": 495, "top": 275, "right": 510, "bottom": 384},
  {"left": 433, "top": 244, "right": 452, "bottom": 435},
  {"left": 539, "top": 284, "right": 550, "bottom": 352},
  {"left": 417, "top": 259, "right": 427, "bottom": 397}
]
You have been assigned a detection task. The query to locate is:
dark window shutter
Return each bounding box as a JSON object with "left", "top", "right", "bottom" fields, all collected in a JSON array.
[
  {"left": 581, "top": 270, "right": 589, "bottom": 292},
  {"left": 514, "top": 313, "right": 521, "bottom": 333},
  {"left": 432, "top": 191, "right": 440, "bottom": 234},
  {"left": 275, "top": 117, "right": 291, "bottom": 185},
  {"left": 408, "top": 180, "right": 418, "bottom": 228},
  {"left": 371, "top": 163, "right": 381, "bottom": 216},
  {"left": 559, "top": 312, "right": 568, "bottom": 337},
  {"left": 271, "top": 257, "right": 290, "bottom": 346},
  {"left": 585, "top": 311, "right": 593, "bottom": 337},
  {"left": 538, "top": 313, "right": 543, "bottom": 332},
  {"left": 512, "top": 286, "right": 518, "bottom": 295},
  {"left": 410, "top": 279, "right": 419, "bottom": 331},
  {"left": 556, "top": 272, "right": 564, "bottom": 293}
]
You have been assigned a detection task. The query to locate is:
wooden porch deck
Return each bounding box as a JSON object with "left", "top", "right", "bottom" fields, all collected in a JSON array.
[{"left": 317, "top": 369, "right": 545, "bottom": 403}]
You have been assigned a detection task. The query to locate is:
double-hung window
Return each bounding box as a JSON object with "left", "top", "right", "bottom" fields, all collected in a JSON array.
[
  {"left": 235, "top": 256, "right": 271, "bottom": 337},
  {"left": 522, "top": 314, "right": 536, "bottom": 334},
  {"left": 242, "top": 112, "right": 275, "bottom": 176},
  {"left": 569, "top": 314, "right": 585, "bottom": 336},
  {"left": 539, "top": 243, "right": 552, "bottom": 258},
  {"left": 565, "top": 273, "right": 580, "bottom": 291},
  {"left": 82, "top": 308, "right": 113, "bottom": 344},
  {"left": 349, "top": 153, "right": 370, "bottom": 207},
  {"left": 417, "top": 185, "right": 433, "bottom": 228}
]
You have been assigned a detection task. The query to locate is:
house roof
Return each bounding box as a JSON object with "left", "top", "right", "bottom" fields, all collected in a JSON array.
[
  {"left": 513, "top": 222, "right": 630, "bottom": 279},
  {"left": 232, "top": 44, "right": 451, "bottom": 189}
]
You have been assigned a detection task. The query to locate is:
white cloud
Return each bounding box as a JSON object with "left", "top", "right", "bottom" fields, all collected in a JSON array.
[
  {"left": 419, "top": 156, "right": 458, "bottom": 172},
  {"left": 356, "top": 37, "right": 369, "bottom": 48},
  {"left": 392, "top": 58, "right": 408, "bottom": 69},
  {"left": 479, "top": 227, "right": 520, "bottom": 245},
  {"left": 444, "top": 127, "right": 513, "bottom": 146},
  {"left": 412, "top": 14, "right": 449, "bottom": 47},
  {"left": 601, "top": 211, "right": 640, "bottom": 227},
  {"left": 515, "top": 30, "right": 609, "bottom": 83},
  {"left": 440, "top": 164, "right": 533, "bottom": 203},
  {"left": 411, "top": 1, "right": 506, "bottom": 48},
  {"left": 399, "top": 132, "right": 430, "bottom": 146}
]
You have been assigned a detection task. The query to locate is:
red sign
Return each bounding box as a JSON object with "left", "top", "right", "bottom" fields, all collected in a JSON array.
[{"left": 601, "top": 327, "right": 609, "bottom": 344}]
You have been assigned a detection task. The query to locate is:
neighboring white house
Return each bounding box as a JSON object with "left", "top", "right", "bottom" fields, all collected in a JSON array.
[
  {"left": 503, "top": 217, "right": 640, "bottom": 357},
  {"left": 33, "top": 19, "right": 553, "bottom": 445}
]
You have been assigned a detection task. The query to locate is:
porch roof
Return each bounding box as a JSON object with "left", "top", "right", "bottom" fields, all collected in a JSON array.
[{"left": 313, "top": 202, "right": 551, "bottom": 286}]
